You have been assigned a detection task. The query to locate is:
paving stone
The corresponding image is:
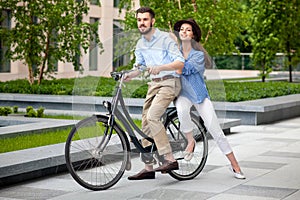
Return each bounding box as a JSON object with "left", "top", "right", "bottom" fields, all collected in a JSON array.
[
  {"left": 261, "top": 151, "right": 300, "bottom": 158},
  {"left": 130, "top": 188, "right": 215, "bottom": 200},
  {"left": 0, "top": 114, "right": 299, "bottom": 200},
  {"left": 238, "top": 161, "right": 286, "bottom": 170},
  {"left": 225, "top": 185, "right": 297, "bottom": 199},
  {"left": 0, "top": 186, "right": 68, "bottom": 200}
]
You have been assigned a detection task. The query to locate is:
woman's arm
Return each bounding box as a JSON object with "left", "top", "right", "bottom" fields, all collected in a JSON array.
[
  {"left": 182, "top": 51, "right": 205, "bottom": 76},
  {"left": 148, "top": 60, "right": 184, "bottom": 75}
]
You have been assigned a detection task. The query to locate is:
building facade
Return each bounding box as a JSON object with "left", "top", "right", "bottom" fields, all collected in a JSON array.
[{"left": 0, "top": 0, "right": 140, "bottom": 81}]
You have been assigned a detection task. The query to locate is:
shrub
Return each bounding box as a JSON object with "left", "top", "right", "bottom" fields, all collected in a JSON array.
[
  {"left": 0, "top": 107, "right": 12, "bottom": 116},
  {"left": 37, "top": 107, "right": 45, "bottom": 118},
  {"left": 25, "top": 106, "right": 45, "bottom": 118},
  {"left": 27, "top": 109, "right": 37, "bottom": 117},
  {"left": 0, "top": 107, "right": 6, "bottom": 116},
  {"left": 26, "top": 106, "right": 34, "bottom": 113},
  {"left": 0, "top": 77, "right": 299, "bottom": 102},
  {"left": 224, "top": 81, "right": 300, "bottom": 102},
  {"left": 13, "top": 106, "right": 18, "bottom": 113},
  {"left": 131, "top": 84, "right": 148, "bottom": 98}
]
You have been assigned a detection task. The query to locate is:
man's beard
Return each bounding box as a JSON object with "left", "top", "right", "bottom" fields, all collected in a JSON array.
[{"left": 139, "top": 24, "right": 153, "bottom": 35}]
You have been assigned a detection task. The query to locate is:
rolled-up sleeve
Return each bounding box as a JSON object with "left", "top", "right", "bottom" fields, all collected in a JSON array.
[
  {"left": 165, "top": 37, "right": 185, "bottom": 63},
  {"left": 182, "top": 51, "right": 205, "bottom": 76}
]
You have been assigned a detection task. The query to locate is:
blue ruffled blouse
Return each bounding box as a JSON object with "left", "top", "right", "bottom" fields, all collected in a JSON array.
[{"left": 179, "top": 48, "right": 210, "bottom": 104}]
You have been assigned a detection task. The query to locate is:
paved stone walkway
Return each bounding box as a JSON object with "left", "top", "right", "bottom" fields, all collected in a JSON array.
[{"left": 0, "top": 117, "right": 300, "bottom": 200}]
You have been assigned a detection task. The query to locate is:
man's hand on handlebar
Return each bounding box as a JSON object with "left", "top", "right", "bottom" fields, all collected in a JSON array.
[{"left": 123, "top": 70, "right": 141, "bottom": 82}]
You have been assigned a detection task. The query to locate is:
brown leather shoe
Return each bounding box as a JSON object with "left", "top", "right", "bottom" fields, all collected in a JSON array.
[
  {"left": 127, "top": 169, "right": 155, "bottom": 180},
  {"left": 154, "top": 160, "right": 179, "bottom": 172}
]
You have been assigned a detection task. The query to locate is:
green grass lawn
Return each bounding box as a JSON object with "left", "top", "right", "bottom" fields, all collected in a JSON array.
[
  {"left": 0, "top": 116, "right": 142, "bottom": 153},
  {"left": 0, "top": 128, "right": 72, "bottom": 153}
]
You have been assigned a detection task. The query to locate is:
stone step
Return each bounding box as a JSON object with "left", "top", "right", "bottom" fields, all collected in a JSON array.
[{"left": 0, "top": 116, "right": 240, "bottom": 186}]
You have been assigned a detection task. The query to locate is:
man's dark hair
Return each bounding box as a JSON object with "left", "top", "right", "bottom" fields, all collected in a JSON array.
[{"left": 136, "top": 7, "right": 155, "bottom": 18}]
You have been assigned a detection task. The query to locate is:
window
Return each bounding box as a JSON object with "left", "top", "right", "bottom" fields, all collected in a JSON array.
[
  {"left": 89, "top": 17, "right": 99, "bottom": 71},
  {"left": 74, "top": 15, "right": 82, "bottom": 71},
  {"left": 90, "top": 0, "right": 99, "bottom": 5},
  {"left": 48, "top": 29, "right": 58, "bottom": 72},
  {"left": 74, "top": 45, "right": 80, "bottom": 71},
  {"left": 113, "top": 20, "right": 130, "bottom": 70},
  {"left": 114, "top": 0, "right": 120, "bottom": 8},
  {"left": 0, "top": 10, "right": 11, "bottom": 73},
  {"left": 31, "top": 16, "right": 38, "bottom": 73}
]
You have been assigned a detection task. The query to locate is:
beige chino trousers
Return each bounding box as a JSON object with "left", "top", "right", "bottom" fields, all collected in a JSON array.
[{"left": 141, "top": 77, "right": 181, "bottom": 155}]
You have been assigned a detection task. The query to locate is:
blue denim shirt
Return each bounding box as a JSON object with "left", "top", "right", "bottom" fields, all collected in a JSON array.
[
  {"left": 180, "top": 48, "right": 209, "bottom": 104},
  {"left": 134, "top": 28, "right": 184, "bottom": 79}
]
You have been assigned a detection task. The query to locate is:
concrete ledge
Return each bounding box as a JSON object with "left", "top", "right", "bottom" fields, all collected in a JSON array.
[
  {"left": 0, "top": 93, "right": 143, "bottom": 114},
  {"left": 218, "top": 118, "right": 242, "bottom": 134},
  {"left": 1, "top": 93, "right": 299, "bottom": 125},
  {"left": 213, "top": 94, "right": 300, "bottom": 125},
  {"left": 0, "top": 143, "right": 66, "bottom": 186},
  {"left": 0, "top": 116, "right": 78, "bottom": 139},
  {"left": 0, "top": 117, "right": 78, "bottom": 186}
]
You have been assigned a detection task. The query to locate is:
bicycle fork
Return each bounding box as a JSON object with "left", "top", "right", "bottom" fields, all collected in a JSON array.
[
  {"left": 101, "top": 102, "right": 132, "bottom": 171},
  {"left": 95, "top": 115, "right": 114, "bottom": 151}
]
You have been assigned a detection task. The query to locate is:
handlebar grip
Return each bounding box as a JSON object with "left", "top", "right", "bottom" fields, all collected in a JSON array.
[
  {"left": 110, "top": 72, "right": 121, "bottom": 81},
  {"left": 110, "top": 68, "right": 137, "bottom": 81},
  {"left": 136, "top": 65, "right": 147, "bottom": 72}
]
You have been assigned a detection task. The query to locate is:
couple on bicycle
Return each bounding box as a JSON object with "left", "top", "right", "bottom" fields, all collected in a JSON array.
[{"left": 124, "top": 7, "right": 245, "bottom": 180}]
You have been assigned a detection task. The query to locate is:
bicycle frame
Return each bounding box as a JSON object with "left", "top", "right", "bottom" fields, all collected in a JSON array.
[
  {"left": 65, "top": 70, "right": 209, "bottom": 191},
  {"left": 101, "top": 70, "right": 156, "bottom": 154}
]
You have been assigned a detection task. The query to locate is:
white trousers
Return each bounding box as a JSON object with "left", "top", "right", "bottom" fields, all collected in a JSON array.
[{"left": 175, "top": 96, "right": 233, "bottom": 155}]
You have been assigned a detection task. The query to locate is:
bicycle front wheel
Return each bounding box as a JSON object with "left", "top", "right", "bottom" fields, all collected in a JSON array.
[
  {"left": 65, "top": 115, "right": 129, "bottom": 191},
  {"left": 164, "top": 110, "right": 208, "bottom": 180}
]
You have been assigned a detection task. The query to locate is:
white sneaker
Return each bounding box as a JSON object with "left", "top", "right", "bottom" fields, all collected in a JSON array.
[{"left": 229, "top": 167, "right": 246, "bottom": 179}]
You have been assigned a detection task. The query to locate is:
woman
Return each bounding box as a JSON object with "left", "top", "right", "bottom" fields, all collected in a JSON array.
[{"left": 173, "top": 18, "right": 245, "bottom": 179}]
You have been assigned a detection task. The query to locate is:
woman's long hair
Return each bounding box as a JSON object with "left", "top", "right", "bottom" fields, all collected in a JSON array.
[
  {"left": 170, "top": 30, "right": 213, "bottom": 69},
  {"left": 191, "top": 40, "right": 212, "bottom": 69}
]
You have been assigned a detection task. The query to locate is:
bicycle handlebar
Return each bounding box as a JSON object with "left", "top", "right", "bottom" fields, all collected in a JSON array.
[
  {"left": 110, "top": 69, "right": 134, "bottom": 81},
  {"left": 110, "top": 65, "right": 147, "bottom": 81}
]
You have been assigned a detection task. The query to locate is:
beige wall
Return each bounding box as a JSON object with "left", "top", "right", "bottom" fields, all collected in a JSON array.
[{"left": 0, "top": 0, "right": 140, "bottom": 81}]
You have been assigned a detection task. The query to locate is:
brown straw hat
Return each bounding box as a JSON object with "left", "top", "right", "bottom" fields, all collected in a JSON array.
[{"left": 173, "top": 18, "right": 202, "bottom": 42}]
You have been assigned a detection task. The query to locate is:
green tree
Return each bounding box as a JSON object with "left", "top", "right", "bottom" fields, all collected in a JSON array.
[
  {"left": 248, "top": 0, "right": 282, "bottom": 82},
  {"left": 0, "top": 0, "right": 102, "bottom": 85},
  {"left": 118, "top": 0, "right": 247, "bottom": 57},
  {"left": 275, "top": 0, "right": 300, "bottom": 82},
  {"left": 247, "top": 0, "right": 300, "bottom": 82}
]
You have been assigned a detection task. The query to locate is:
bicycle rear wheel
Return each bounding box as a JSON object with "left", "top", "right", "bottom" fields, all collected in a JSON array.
[
  {"left": 65, "top": 115, "right": 129, "bottom": 190},
  {"left": 164, "top": 110, "right": 208, "bottom": 180}
]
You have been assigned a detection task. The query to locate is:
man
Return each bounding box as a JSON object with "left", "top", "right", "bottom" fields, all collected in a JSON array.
[{"left": 125, "top": 7, "right": 185, "bottom": 180}]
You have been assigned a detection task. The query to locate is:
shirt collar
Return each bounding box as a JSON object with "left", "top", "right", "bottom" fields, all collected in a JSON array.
[
  {"left": 180, "top": 46, "right": 196, "bottom": 60},
  {"left": 142, "top": 28, "right": 159, "bottom": 42}
]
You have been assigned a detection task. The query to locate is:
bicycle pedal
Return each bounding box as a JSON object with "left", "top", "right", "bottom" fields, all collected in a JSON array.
[{"left": 141, "top": 152, "right": 156, "bottom": 165}]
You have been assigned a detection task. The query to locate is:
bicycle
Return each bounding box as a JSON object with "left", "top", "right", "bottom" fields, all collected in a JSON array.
[{"left": 65, "top": 69, "right": 208, "bottom": 191}]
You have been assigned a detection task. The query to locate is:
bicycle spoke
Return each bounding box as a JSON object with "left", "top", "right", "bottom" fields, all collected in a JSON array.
[
  {"left": 164, "top": 111, "right": 208, "bottom": 180},
  {"left": 65, "top": 115, "right": 128, "bottom": 190}
]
